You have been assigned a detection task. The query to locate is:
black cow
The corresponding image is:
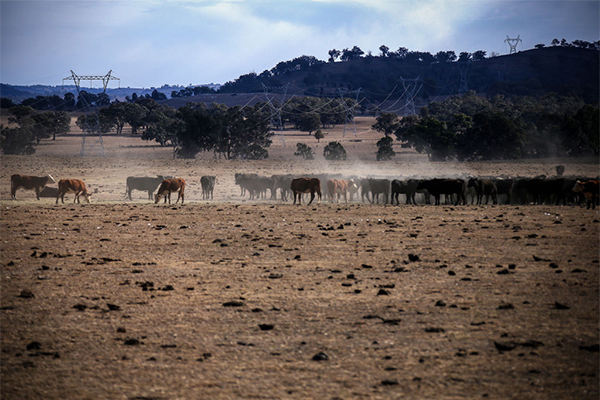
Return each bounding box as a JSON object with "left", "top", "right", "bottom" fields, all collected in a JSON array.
[
  {"left": 360, "top": 179, "right": 371, "bottom": 203},
  {"left": 200, "top": 176, "right": 216, "bottom": 200},
  {"left": 126, "top": 176, "right": 165, "bottom": 201},
  {"left": 272, "top": 174, "right": 294, "bottom": 201},
  {"left": 391, "top": 179, "right": 419, "bottom": 205},
  {"left": 416, "top": 179, "right": 466, "bottom": 205},
  {"left": 467, "top": 178, "right": 498, "bottom": 205},
  {"left": 368, "top": 179, "right": 391, "bottom": 204},
  {"left": 495, "top": 179, "right": 513, "bottom": 204}
]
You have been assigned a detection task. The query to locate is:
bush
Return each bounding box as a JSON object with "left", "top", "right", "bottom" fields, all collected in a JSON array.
[
  {"left": 294, "top": 143, "right": 314, "bottom": 160},
  {"left": 323, "top": 141, "right": 347, "bottom": 161}
]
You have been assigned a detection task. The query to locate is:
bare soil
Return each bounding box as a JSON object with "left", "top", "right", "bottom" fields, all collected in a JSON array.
[{"left": 1, "top": 123, "right": 599, "bottom": 399}]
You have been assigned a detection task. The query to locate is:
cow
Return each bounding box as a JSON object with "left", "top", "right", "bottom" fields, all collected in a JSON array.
[
  {"left": 573, "top": 180, "right": 599, "bottom": 209},
  {"left": 39, "top": 186, "right": 59, "bottom": 198},
  {"left": 272, "top": 174, "right": 294, "bottom": 202},
  {"left": 327, "top": 179, "right": 355, "bottom": 203},
  {"left": 360, "top": 179, "right": 371, "bottom": 203},
  {"left": 391, "top": 179, "right": 419, "bottom": 205},
  {"left": 125, "top": 176, "right": 165, "bottom": 201},
  {"left": 235, "top": 174, "right": 274, "bottom": 200},
  {"left": 200, "top": 176, "right": 216, "bottom": 200},
  {"left": 154, "top": 178, "right": 186, "bottom": 204},
  {"left": 234, "top": 173, "right": 259, "bottom": 197},
  {"left": 56, "top": 179, "right": 91, "bottom": 204},
  {"left": 11, "top": 174, "right": 56, "bottom": 200},
  {"left": 291, "top": 177, "right": 321, "bottom": 205},
  {"left": 416, "top": 178, "right": 466, "bottom": 206},
  {"left": 368, "top": 178, "right": 391, "bottom": 204},
  {"left": 495, "top": 178, "right": 513, "bottom": 204},
  {"left": 467, "top": 178, "right": 498, "bottom": 205}
]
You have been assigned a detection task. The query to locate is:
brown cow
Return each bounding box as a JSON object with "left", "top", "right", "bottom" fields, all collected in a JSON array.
[
  {"left": 154, "top": 178, "right": 186, "bottom": 204},
  {"left": 11, "top": 174, "right": 55, "bottom": 200},
  {"left": 573, "top": 180, "right": 599, "bottom": 209},
  {"left": 56, "top": 179, "right": 91, "bottom": 204},
  {"left": 291, "top": 177, "right": 321, "bottom": 205},
  {"left": 327, "top": 179, "right": 354, "bottom": 203}
]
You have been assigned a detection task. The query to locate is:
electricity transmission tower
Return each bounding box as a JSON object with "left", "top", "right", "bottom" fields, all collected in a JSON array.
[
  {"left": 262, "top": 83, "right": 289, "bottom": 146},
  {"left": 62, "top": 70, "right": 120, "bottom": 156},
  {"left": 505, "top": 35, "right": 522, "bottom": 54},
  {"left": 457, "top": 61, "right": 471, "bottom": 94},
  {"left": 338, "top": 88, "right": 361, "bottom": 138},
  {"left": 399, "top": 77, "right": 422, "bottom": 116}
]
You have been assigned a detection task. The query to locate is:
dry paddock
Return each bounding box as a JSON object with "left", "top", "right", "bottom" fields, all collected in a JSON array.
[{"left": 1, "top": 147, "right": 599, "bottom": 399}]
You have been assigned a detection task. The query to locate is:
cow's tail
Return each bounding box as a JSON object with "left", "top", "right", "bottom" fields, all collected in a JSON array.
[{"left": 124, "top": 181, "right": 130, "bottom": 200}]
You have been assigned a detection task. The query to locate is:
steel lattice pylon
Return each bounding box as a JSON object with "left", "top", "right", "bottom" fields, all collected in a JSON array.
[
  {"left": 262, "top": 83, "right": 289, "bottom": 146},
  {"left": 399, "top": 77, "right": 422, "bottom": 116},
  {"left": 63, "top": 70, "right": 120, "bottom": 157},
  {"left": 338, "top": 88, "right": 361, "bottom": 138},
  {"left": 505, "top": 35, "right": 522, "bottom": 54}
]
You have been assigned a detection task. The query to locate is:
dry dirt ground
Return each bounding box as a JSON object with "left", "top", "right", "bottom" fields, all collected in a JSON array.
[{"left": 1, "top": 123, "right": 599, "bottom": 399}]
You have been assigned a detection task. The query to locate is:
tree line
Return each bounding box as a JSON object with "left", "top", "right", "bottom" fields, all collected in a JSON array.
[{"left": 372, "top": 92, "right": 599, "bottom": 161}]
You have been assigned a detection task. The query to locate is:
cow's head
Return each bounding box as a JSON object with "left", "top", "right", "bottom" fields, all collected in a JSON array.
[
  {"left": 81, "top": 191, "right": 92, "bottom": 204},
  {"left": 154, "top": 193, "right": 162, "bottom": 204}
]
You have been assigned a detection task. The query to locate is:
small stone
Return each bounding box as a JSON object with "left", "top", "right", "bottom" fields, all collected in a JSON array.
[{"left": 312, "top": 352, "right": 329, "bottom": 361}]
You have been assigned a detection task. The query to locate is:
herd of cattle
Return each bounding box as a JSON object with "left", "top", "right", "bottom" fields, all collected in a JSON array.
[{"left": 8, "top": 172, "right": 600, "bottom": 209}]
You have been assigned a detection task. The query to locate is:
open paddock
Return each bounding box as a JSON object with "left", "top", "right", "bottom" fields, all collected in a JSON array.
[{"left": 1, "top": 133, "right": 598, "bottom": 399}]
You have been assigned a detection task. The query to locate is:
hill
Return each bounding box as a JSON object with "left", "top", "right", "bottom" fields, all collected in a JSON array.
[
  {"left": 1, "top": 47, "right": 598, "bottom": 112},
  {"left": 219, "top": 47, "right": 599, "bottom": 108}
]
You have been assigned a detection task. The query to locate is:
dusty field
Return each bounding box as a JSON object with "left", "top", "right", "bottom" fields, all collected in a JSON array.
[{"left": 1, "top": 127, "right": 599, "bottom": 399}]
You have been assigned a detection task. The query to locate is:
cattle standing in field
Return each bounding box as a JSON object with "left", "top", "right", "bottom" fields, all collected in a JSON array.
[
  {"left": 467, "top": 178, "right": 498, "bottom": 205},
  {"left": 125, "top": 176, "right": 165, "bottom": 201},
  {"left": 368, "top": 179, "right": 391, "bottom": 204},
  {"left": 272, "top": 174, "right": 294, "bottom": 201},
  {"left": 495, "top": 179, "right": 513, "bottom": 204},
  {"left": 154, "top": 178, "right": 186, "bottom": 204},
  {"left": 360, "top": 179, "right": 371, "bottom": 203},
  {"left": 327, "top": 179, "right": 356, "bottom": 203},
  {"left": 200, "top": 176, "right": 216, "bottom": 200},
  {"left": 391, "top": 179, "right": 419, "bottom": 205},
  {"left": 11, "top": 174, "right": 56, "bottom": 200},
  {"left": 235, "top": 174, "right": 274, "bottom": 200},
  {"left": 573, "top": 180, "right": 599, "bottom": 209},
  {"left": 291, "top": 177, "right": 322, "bottom": 205},
  {"left": 56, "top": 179, "right": 91, "bottom": 204},
  {"left": 417, "top": 179, "right": 466, "bottom": 206}
]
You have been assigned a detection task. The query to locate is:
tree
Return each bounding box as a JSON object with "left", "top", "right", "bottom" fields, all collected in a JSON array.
[
  {"left": 174, "top": 103, "right": 272, "bottom": 159},
  {"left": 397, "top": 116, "right": 456, "bottom": 161},
  {"left": 534, "top": 43, "right": 546, "bottom": 49},
  {"left": 1, "top": 125, "right": 36, "bottom": 155},
  {"left": 376, "top": 136, "right": 395, "bottom": 161},
  {"left": 151, "top": 89, "right": 168, "bottom": 101},
  {"left": 323, "top": 141, "right": 347, "bottom": 160},
  {"left": 457, "top": 111, "right": 525, "bottom": 160},
  {"left": 297, "top": 112, "right": 321, "bottom": 135},
  {"left": 294, "top": 143, "right": 314, "bottom": 160},
  {"left": 1, "top": 97, "right": 16, "bottom": 108},
  {"left": 328, "top": 49, "right": 341, "bottom": 63},
  {"left": 314, "top": 129, "right": 325, "bottom": 143},
  {"left": 372, "top": 112, "right": 399, "bottom": 137},
  {"left": 32, "top": 111, "right": 70, "bottom": 141},
  {"left": 341, "top": 46, "right": 364, "bottom": 61},
  {"left": 379, "top": 45, "right": 389, "bottom": 57},
  {"left": 472, "top": 50, "right": 487, "bottom": 61}
]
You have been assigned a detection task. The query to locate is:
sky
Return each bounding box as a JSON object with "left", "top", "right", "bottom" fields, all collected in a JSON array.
[{"left": 1, "top": 0, "right": 598, "bottom": 89}]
